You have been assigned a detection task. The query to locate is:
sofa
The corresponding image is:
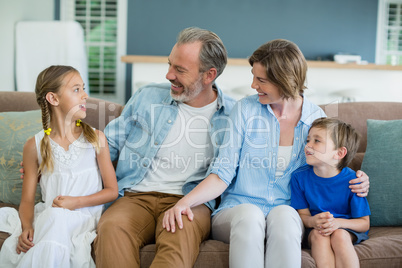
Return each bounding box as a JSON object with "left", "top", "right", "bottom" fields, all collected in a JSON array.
[{"left": 1, "top": 91, "right": 401, "bottom": 267}]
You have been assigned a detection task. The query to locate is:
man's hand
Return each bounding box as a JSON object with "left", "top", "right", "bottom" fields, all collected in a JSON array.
[
  {"left": 162, "top": 201, "right": 194, "bottom": 233},
  {"left": 20, "top": 161, "right": 25, "bottom": 179},
  {"left": 20, "top": 161, "right": 41, "bottom": 182},
  {"left": 349, "top": 170, "right": 370, "bottom": 197}
]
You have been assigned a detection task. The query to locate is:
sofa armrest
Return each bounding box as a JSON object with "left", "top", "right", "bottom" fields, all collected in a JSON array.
[
  {"left": 0, "top": 92, "right": 39, "bottom": 112},
  {"left": 85, "top": 97, "right": 124, "bottom": 131}
]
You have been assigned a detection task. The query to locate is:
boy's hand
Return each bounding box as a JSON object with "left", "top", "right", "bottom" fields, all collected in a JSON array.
[
  {"left": 52, "top": 195, "right": 79, "bottom": 210},
  {"left": 17, "top": 228, "right": 34, "bottom": 254},
  {"left": 319, "top": 218, "right": 341, "bottom": 236},
  {"left": 312, "top": 212, "right": 334, "bottom": 233},
  {"left": 349, "top": 170, "right": 370, "bottom": 197}
]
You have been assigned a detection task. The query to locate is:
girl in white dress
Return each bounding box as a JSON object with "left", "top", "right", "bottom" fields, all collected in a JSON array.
[{"left": 0, "top": 65, "right": 118, "bottom": 267}]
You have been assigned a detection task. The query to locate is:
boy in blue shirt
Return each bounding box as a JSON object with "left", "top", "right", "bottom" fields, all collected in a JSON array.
[{"left": 291, "top": 118, "right": 370, "bottom": 268}]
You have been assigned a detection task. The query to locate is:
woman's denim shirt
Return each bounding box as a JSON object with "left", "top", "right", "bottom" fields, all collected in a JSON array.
[
  {"left": 104, "top": 83, "right": 236, "bottom": 209},
  {"left": 210, "top": 94, "right": 326, "bottom": 216}
]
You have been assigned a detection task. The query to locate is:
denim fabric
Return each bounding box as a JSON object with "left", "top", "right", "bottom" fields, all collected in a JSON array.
[
  {"left": 211, "top": 94, "right": 326, "bottom": 216},
  {"left": 104, "top": 83, "right": 236, "bottom": 210}
]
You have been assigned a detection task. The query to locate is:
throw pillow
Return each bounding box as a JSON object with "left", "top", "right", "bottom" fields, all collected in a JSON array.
[
  {"left": 0, "top": 110, "right": 42, "bottom": 205},
  {"left": 361, "top": 119, "right": 402, "bottom": 226}
]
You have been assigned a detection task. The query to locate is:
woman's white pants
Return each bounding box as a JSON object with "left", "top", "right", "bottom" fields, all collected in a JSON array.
[{"left": 211, "top": 204, "right": 304, "bottom": 268}]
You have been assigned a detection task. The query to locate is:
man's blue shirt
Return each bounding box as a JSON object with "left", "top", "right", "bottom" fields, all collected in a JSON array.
[{"left": 104, "top": 83, "right": 236, "bottom": 210}]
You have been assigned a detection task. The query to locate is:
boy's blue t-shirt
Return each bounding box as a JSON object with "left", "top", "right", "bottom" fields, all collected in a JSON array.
[{"left": 291, "top": 165, "right": 371, "bottom": 222}]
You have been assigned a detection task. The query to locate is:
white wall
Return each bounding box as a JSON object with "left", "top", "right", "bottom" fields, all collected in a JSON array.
[
  {"left": 131, "top": 63, "right": 402, "bottom": 106},
  {"left": 306, "top": 68, "right": 402, "bottom": 105},
  {"left": 0, "top": 0, "right": 54, "bottom": 91}
]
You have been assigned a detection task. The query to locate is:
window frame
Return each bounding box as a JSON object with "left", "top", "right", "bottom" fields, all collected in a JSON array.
[
  {"left": 60, "top": 0, "right": 127, "bottom": 104},
  {"left": 376, "top": 0, "right": 402, "bottom": 65}
]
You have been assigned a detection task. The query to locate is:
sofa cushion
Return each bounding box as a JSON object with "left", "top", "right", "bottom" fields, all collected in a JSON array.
[
  {"left": 0, "top": 110, "right": 42, "bottom": 205},
  {"left": 362, "top": 119, "right": 402, "bottom": 226}
]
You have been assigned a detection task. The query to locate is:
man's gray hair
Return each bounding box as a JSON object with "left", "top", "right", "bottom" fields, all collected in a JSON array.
[{"left": 177, "top": 27, "right": 227, "bottom": 80}]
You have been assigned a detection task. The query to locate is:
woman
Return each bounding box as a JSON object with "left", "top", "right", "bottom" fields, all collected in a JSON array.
[{"left": 163, "top": 39, "right": 369, "bottom": 268}]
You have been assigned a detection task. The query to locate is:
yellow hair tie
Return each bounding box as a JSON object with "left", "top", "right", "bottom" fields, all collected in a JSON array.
[
  {"left": 76, "top": 119, "right": 82, "bottom": 127},
  {"left": 44, "top": 128, "right": 52, "bottom": 135}
]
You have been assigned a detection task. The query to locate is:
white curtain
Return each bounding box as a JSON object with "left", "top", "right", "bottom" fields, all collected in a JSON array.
[{"left": 15, "top": 21, "right": 89, "bottom": 93}]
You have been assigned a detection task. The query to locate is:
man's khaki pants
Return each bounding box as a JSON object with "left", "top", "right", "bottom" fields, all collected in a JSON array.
[{"left": 94, "top": 191, "right": 211, "bottom": 268}]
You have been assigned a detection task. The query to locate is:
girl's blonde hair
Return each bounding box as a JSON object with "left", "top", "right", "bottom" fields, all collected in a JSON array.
[
  {"left": 35, "top": 65, "right": 99, "bottom": 174},
  {"left": 248, "top": 39, "right": 307, "bottom": 99}
]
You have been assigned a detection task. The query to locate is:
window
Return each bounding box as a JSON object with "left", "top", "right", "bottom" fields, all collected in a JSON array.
[
  {"left": 376, "top": 0, "right": 402, "bottom": 65},
  {"left": 60, "top": 0, "right": 127, "bottom": 104}
]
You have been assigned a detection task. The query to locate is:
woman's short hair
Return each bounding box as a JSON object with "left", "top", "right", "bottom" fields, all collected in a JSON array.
[{"left": 248, "top": 39, "right": 307, "bottom": 99}]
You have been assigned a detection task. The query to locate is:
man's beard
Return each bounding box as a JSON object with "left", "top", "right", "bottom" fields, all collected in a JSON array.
[{"left": 170, "top": 75, "right": 204, "bottom": 103}]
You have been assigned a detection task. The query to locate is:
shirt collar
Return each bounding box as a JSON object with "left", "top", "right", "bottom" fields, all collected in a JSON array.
[
  {"left": 299, "top": 95, "right": 322, "bottom": 125},
  {"left": 261, "top": 95, "right": 321, "bottom": 126},
  {"left": 213, "top": 83, "right": 226, "bottom": 112}
]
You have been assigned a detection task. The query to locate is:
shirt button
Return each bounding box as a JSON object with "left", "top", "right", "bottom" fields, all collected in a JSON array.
[
  {"left": 168, "top": 120, "right": 172, "bottom": 123},
  {"left": 154, "top": 142, "right": 158, "bottom": 145},
  {"left": 293, "top": 154, "right": 296, "bottom": 157}
]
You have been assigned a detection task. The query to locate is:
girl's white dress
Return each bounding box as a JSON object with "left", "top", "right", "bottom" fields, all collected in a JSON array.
[{"left": 0, "top": 131, "right": 103, "bottom": 268}]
